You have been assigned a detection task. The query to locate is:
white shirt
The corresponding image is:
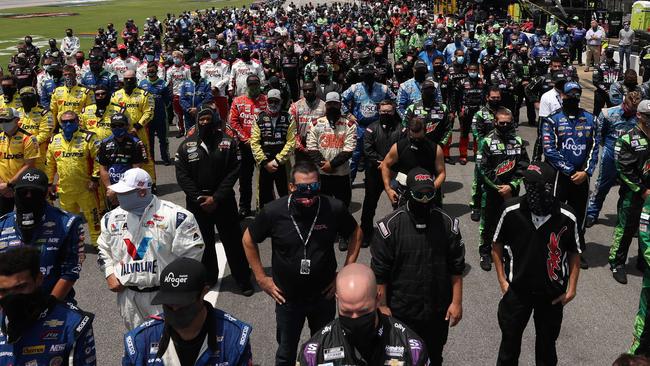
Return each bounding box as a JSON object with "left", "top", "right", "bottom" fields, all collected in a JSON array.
[{"left": 539, "top": 88, "right": 562, "bottom": 118}]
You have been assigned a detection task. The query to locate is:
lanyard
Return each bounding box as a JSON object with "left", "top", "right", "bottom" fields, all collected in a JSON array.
[{"left": 287, "top": 195, "right": 320, "bottom": 259}]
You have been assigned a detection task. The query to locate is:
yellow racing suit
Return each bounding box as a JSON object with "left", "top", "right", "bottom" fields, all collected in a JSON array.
[
  {"left": 16, "top": 106, "right": 53, "bottom": 171},
  {"left": 50, "top": 85, "right": 94, "bottom": 128},
  {"left": 0, "top": 128, "right": 39, "bottom": 183},
  {"left": 109, "top": 87, "right": 155, "bottom": 182},
  {"left": 80, "top": 104, "right": 114, "bottom": 141},
  {"left": 46, "top": 130, "right": 101, "bottom": 246}
]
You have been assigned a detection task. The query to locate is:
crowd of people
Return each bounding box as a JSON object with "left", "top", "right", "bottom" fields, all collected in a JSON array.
[{"left": 2, "top": 0, "right": 650, "bottom": 364}]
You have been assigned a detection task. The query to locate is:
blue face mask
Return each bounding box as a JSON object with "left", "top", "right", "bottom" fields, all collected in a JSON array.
[
  {"left": 210, "top": 53, "right": 219, "bottom": 60},
  {"left": 112, "top": 127, "right": 127, "bottom": 138},
  {"left": 173, "top": 58, "right": 182, "bottom": 65},
  {"left": 109, "top": 52, "right": 117, "bottom": 59},
  {"left": 145, "top": 54, "right": 154, "bottom": 62},
  {"left": 456, "top": 56, "right": 465, "bottom": 64},
  {"left": 61, "top": 121, "right": 78, "bottom": 141}
]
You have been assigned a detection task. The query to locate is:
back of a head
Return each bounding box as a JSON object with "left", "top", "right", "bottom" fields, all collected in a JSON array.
[
  {"left": 613, "top": 354, "right": 650, "bottom": 366},
  {"left": 0, "top": 247, "right": 40, "bottom": 279}
]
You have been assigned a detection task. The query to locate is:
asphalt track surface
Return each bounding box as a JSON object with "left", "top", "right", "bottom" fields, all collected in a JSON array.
[{"left": 63, "top": 67, "right": 642, "bottom": 366}]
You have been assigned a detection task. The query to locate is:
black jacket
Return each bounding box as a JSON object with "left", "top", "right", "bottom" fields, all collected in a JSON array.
[
  {"left": 371, "top": 206, "right": 465, "bottom": 320},
  {"left": 174, "top": 132, "right": 240, "bottom": 209},
  {"left": 363, "top": 119, "right": 404, "bottom": 168},
  {"left": 297, "top": 311, "right": 429, "bottom": 366}
]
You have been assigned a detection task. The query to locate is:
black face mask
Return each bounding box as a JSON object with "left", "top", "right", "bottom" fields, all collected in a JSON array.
[
  {"left": 90, "top": 63, "right": 102, "bottom": 73},
  {"left": 339, "top": 311, "right": 377, "bottom": 353},
  {"left": 20, "top": 94, "right": 38, "bottom": 111},
  {"left": 407, "top": 197, "right": 433, "bottom": 228},
  {"left": 625, "top": 80, "right": 638, "bottom": 89},
  {"left": 2, "top": 86, "right": 16, "bottom": 101},
  {"left": 49, "top": 70, "right": 63, "bottom": 80},
  {"left": 326, "top": 107, "right": 340, "bottom": 122},
  {"left": 317, "top": 74, "right": 330, "bottom": 84},
  {"left": 525, "top": 182, "right": 555, "bottom": 216},
  {"left": 95, "top": 96, "right": 110, "bottom": 109},
  {"left": 0, "top": 290, "right": 50, "bottom": 343},
  {"left": 198, "top": 121, "right": 216, "bottom": 143},
  {"left": 241, "top": 51, "right": 251, "bottom": 62},
  {"left": 362, "top": 73, "right": 374, "bottom": 86},
  {"left": 414, "top": 69, "right": 427, "bottom": 82},
  {"left": 379, "top": 113, "right": 395, "bottom": 127},
  {"left": 124, "top": 78, "right": 137, "bottom": 93},
  {"left": 191, "top": 73, "right": 201, "bottom": 82},
  {"left": 488, "top": 100, "right": 500, "bottom": 110},
  {"left": 495, "top": 123, "right": 515, "bottom": 136},
  {"left": 15, "top": 189, "right": 47, "bottom": 231},
  {"left": 163, "top": 301, "right": 202, "bottom": 329},
  {"left": 563, "top": 97, "right": 580, "bottom": 114},
  {"left": 291, "top": 191, "right": 320, "bottom": 210}
]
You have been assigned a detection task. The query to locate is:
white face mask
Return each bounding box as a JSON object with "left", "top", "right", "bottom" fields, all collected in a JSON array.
[{"left": 1, "top": 120, "right": 17, "bottom": 134}]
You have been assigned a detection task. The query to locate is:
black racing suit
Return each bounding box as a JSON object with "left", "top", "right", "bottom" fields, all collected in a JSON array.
[
  {"left": 297, "top": 312, "right": 430, "bottom": 366},
  {"left": 281, "top": 52, "right": 301, "bottom": 101},
  {"left": 175, "top": 131, "right": 251, "bottom": 286},
  {"left": 361, "top": 119, "right": 405, "bottom": 241},
  {"left": 459, "top": 76, "right": 484, "bottom": 160},
  {"left": 592, "top": 60, "right": 621, "bottom": 117}
]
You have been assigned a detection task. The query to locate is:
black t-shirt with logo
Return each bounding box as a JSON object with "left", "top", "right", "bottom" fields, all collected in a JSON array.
[{"left": 248, "top": 195, "right": 357, "bottom": 300}]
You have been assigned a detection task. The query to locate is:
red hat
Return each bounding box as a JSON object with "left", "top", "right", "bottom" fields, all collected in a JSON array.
[{"left": 117, "top": 44, "right": 127, "bottom": 50}]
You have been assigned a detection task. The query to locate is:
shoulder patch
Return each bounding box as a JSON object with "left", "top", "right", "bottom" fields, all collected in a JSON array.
[
  {"left": 451, "top": 217, "right": 460, "bottom": 234},
  {"left": 378, "top": 221, "right": 390, "bottom": 238}
]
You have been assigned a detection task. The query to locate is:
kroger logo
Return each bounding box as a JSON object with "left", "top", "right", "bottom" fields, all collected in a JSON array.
[
  {"left": 561, "top": 138, "right": 586, "bottom": 157},
  {"left": 23, "top": 173, "right": 40, "bottom": 181},
  {"left": 164, "top": 272, "right": 188, "bottom": 287}
]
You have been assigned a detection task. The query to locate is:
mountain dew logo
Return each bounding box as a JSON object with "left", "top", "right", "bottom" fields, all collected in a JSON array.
[
  {"left": 495, "top": 160, "right": 515, "bottom": 176},
  {"left": 643, "top": 159, "right": 650, "bottom": 176}
]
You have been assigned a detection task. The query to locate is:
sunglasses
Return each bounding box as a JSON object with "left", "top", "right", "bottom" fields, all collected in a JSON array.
[
  {"left": 60, "top": 119, "right": 77, "bottom": 124},
  {"left": 411, "top": 190, "right": 435, "bottom": 203},
  {"left": 294, "top": 182, "right": 320, "bottom": 193}
]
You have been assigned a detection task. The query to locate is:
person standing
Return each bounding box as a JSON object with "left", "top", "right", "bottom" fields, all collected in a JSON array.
[
  {"left": 15, "top": 86, "right": 52, "bottom": 172},
  {"left": 586, "top": 91, "right": 640, "bottom": 227},
  {"left": 242, "top": 161, "right": 362, "bottom": 366},
  {"left": 0, "top": 108, "right": 38, "bottom": 215},
  {"left": 585, "top": 20, "right": 605, "bottom": 72},
  {"left": 165, "top": 51, "right": 191, "bottom": 135},
  {"left": 289, "top": 81, "right": 326, "bottom": 162},
  {"left": 49, "top": 65, "right": 94, "bottom": 129},
  {"left": 619, "top": 21, "right": 635, "bottom": 71},
  {"left": 542, "top": 81, "right": 598, "bottom": 269},
  {"left": 97, "top": 168, "right": 205, "bottom": 330},
  {"left": 630, "top": 196, "right": 650, "bottom": 356},
  {"left": 229, "top": 74, "right": 268, "bottom": 218},
  {"left": 175, "top": 107, "right": 254, "bottom": 294},
  {"left": 61, "top": 28, "right": 80, "bottom": 65},
  {"left": 179, "top": 63, "right": 213, "bottom": 133},
  {"left": 250, "top": 89, "right": 295, "bottom": 209},
  {"left": 609, "top": 100, "right": 650, "bottom": 284},
  {"left": 122, "top": 258, "right": 253, "bottom": 365},
  {"left": 371, "top": 168, "right": 465, "bottom": 366},
  {"left": 297, "top": 263, "right": 430, "bottom": 365},
  {"left": 476, "top": 108, "right": 529, "bottom": 271},
  {"left": 139, "top": 63, "right": 172, "bottom": 165},
  {"left": 492, "top": 161, "right": 581, "bottom": 366},
  {"left": 0, "top": 247, "right": 96, "bottom": 365},
  {"left": 570, "top": 21, "right": 586, "bottom": 66}
]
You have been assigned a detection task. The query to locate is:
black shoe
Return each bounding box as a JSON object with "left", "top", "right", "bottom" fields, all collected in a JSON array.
[
  {"left": 176, "top": 130, "right": 185, "bottom": 138},
  {"left": 585, "top": 216, "right": 596, "bottom": 228},
  {"left": 480, "top": 255, "right": 492, "bottom": 271},
  {"left": 238, "top": 208, "right": 252, "bottom": 219},
  {"left": 361, "top": 240, "right": 370, "bottom": 248},
  {"left": 612, "top": 265, "right": 628, "bottom": 284},
  {"left": 151, "top": 184, "right": 157, "bottom": 195},
  {"left": 470, "top": 209, "right": 480, "bottom": 222},
  {"left": 445, "top": 157, "right": 455, "bottom": 165},
  {"left": 238, "top": 280, "right": 254, "bottom": 297},
  {"left": 338, "top": 237, "right": 349, "bottom": 251},
  {"left": 637, "top": 258, "right": 646, "bottom": 273},
  {"left": 580, "top": 256, "right": 589, "bottom": 269},
  {"left": 459, "top": 157, "right": 467, "bottom": 165},
  {"left": 163, "top": 159, "right": 172, "bottom": 166}
]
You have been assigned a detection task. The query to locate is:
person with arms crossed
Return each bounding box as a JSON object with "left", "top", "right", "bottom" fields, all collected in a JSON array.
[{"left": 242, "top": 161, "right": 362, "bottom": 366}]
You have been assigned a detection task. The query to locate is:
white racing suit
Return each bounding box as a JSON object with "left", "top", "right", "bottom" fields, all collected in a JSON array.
[{"left": 97, "top": 196, "right": 205, "bottom": 330}]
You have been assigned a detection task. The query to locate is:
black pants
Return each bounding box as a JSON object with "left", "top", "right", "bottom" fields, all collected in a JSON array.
[
  {"left": 480, "top": 189, "right": 506, "bottom": 257},
  {"left": 258, "top": 164, "right": 288, "bottom": 209},
  {"left": 321, "top": 174, "right": 351, "bottom": 207},
  {"left": 238, "top": 144, "right": 255, "bottom": 212},
  {"left": 516, "top": 91, "right": 537, "bottom": 126},
  {"left": 275, "top": 295, "right": 336, "bottom": 366},
  {"left": 570, "top": 42, "right": 584, "bottom": 64},
  {"left": 0, "top": 197, "right": 13, "bottom": 216},
  {"left": 593, "top": 89, "right": 613, "bottom": 118},
  {"left": 497, "top": 289, "right": 564, "bottom": 366},
  {"left": 400, "top": 313, "right": 449, "bottom": 366},
  {"left": 188, "top": 196, "right": 251, "bottom": 286},
  {"left": 553, "top": 172, "right": 589, "bottom": 251},
  {"left": 360, "top": 165, "right": 384, "bottom": 241}
]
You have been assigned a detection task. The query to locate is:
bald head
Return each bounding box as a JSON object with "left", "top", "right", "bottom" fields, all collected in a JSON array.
[
  {"left": 124, "top": 70, "right": 136, "bottom": 79},
  {"left": 336, "top": 263, "right": 378, "bottom": 318}
]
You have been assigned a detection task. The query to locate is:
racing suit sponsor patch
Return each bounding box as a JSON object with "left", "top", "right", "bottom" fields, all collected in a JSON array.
[
  {"left": 378, "top": 222, "right": 390, "bottom": 238},
  {"left": 323, "top": 347, "right": 345, "bottom": 361}
]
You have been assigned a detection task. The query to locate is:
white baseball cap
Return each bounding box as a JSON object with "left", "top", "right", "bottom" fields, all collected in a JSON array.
[{"left": 108, "top": 168, "right": 153, "bottom": 193}]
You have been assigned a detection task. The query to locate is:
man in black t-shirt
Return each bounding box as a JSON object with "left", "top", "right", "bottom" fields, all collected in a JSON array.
[
  {"left": 492, "top": 161, "right": 581, "bottom": 366},
  {"left": 242, "top": 160, "right": 362, "bottom": 366}
]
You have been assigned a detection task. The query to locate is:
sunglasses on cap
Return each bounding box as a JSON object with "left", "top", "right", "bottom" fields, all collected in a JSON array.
[
  {"left": 294, "top": 182, "right": 320, "bottom": 193},
  {"left": 411, "top": 190, "right": 435, "bottom": 203}
]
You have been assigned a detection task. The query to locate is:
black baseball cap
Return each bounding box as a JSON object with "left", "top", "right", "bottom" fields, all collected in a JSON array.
[
  {"left": 110, "top": 113, "right": 129, "bottom": 127},
  {"left": 521, "top": 161, "right": 556, "bottom": 185},
  {"left": 406, "top": 167, "right": 435, "bottom": 193},
  {"left": 151, "top": 258, "right": 207, "bottom": 306},
  {"left": 14, "top": 168, "right": 48, "bottom": 192}
]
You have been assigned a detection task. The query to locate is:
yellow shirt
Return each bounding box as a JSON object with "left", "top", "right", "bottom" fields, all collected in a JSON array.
[{"left": 0, "top": 129, "right": 39, "bottom": 183}]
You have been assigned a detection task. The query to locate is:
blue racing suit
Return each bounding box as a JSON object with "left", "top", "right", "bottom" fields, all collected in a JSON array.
[
  {"left": 396, "top": 78, "right": 443, "bottom": 119},
  {"left": 80, "top": 69, "right": 118, "bottom": 95},
  {"left": 341, "top": 81, "right": 396, "bottom": 181},
  {"left": 122, "top": 303, "right": 252, "bottom": 366},
  {"left": 179, "top": 78, "right": 213, "bottom": 131},
  {"left": 139, "top": 77, "right": 172, "bottom": 161},
  {"left": 0, "top": 205, "right": 84, "bottom": 303},
  {"left": 0, "top": 297, "right": 96, "bottom": 366},
  {"left": 587, "top": 105, "right": 638, "bottom": 220},
  {"left": 40, "top": 78, "right": 64, "bottom": 109},
  {"left": 542, "top": 109, "right": 599, "bottom": 177}
]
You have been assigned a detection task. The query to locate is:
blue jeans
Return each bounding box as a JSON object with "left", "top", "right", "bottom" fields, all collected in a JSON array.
[
  {"left": 619, "top": 45, "right": 632, "bottom": 71},
  {"left": 350, "top": 124, "right": 366, "bottom": 182},
  {"left": 275, "top": 295, "right": 336, "bottom": 366},
  {"left": 587, "top": 146, "right": 616, "bottom": 220}
]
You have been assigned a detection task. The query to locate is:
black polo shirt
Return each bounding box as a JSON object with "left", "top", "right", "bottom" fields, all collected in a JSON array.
[
  {"left": 248, "top": 195, "right": 357, "bottom": 300},
  {"left": 493, "top": 196, "right": 580, "bottom": 299}
]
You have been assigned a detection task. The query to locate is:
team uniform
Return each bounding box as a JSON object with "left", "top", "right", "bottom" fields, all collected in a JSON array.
[
  {"left": 179, "top": 79, "right": 213, "bottom": 132},
  {"left": 122, "top": 304, "right": 253, "bottom": 366},
  {"left": 96, "top": 196, "right": 205, "bottom": 330},
  {"left": 16, "top": 106, "right": 53, "bottom": 171},
  {"left": 0, "top": 297, "right": 96, "bottom": 366},
  {"left": 96, "top": 134, "right": 148, "bottom": 185},
  {"left": 0, "top": 205, "right": 85, "bottom": 302},
  {"left": 80, "top": 104, "right": 114, "bottom": 141},
  {"left": 46, "top": 130, "right": 101, "bottom": 245},
  {"left": 298, "top": 311, "right": 430, "bottom": 365},
  {"left": 200, "top": 58, "right": 231, "bottom": 119},
  {"left": 165, "top": 63, "right": 191, "bottom": 133},
  {"left": 80, "top": 69, "right": 118, "bottom": 95},
  {"left": 630, "top": 198, "right": 650, "bottom": 356},
  {"left": 470, "top": 106, "right": 498, "bottom": 212},
  {"left": 139, "top": 77, "right": 171, "bottom": 163},
  {"left": 49, "top": 84, "right": 94, "bottom": 128},
  {"left": 229, "top": 58, "right": 265, "bottom": 97},
  {"left": 0, "top": 128, "right": 39, "bottom": 214},
  {"left": 288, "top": 98, "right": 326, "bottom": 160},
  {"left": 106, "top": 56, "right": 140, "bottom": 82}
]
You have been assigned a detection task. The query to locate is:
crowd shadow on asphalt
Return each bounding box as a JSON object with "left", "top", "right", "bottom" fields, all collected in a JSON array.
[
  {"left": 584, "top": 241, "right": 644, "bottom": 277},
  {"left": 155, "top": 183, "right": 182, "bottom": 196},
  {"left": 444, "top": 203, "right": 471, "bottom": 218}
]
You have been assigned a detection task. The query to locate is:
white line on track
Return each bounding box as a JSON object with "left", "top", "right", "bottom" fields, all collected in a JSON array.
[{"left": 203, "top": 242, "right": 227, "bottom": 306}]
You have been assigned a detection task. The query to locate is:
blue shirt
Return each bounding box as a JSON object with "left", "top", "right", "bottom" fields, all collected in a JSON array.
[{"left": 341, "top": 81, "right": 396, "bottom": 126}]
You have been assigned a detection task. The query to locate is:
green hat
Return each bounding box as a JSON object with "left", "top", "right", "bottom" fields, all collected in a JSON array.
[
  {"left": 416, "top": 24, "right": 423, "bottom": 30},
  {"left": 400, "top": 29, "right": 409, "bottom": 36},
  {"left": 19, "top": 86, "right": 36, "bottom": 95}
]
